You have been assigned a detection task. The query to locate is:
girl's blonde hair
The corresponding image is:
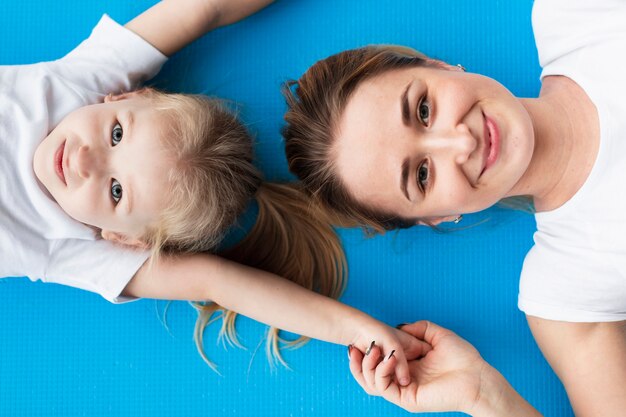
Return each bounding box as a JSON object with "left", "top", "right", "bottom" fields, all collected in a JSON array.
[{"left": 138, "top": 89, "right": 346, "bottom": 369}]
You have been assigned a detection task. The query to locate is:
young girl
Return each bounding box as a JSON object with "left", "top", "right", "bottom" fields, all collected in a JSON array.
[
  {"left": 1, "top": 0, "right": 425, "bottom": 378},
  {"left": 282, "top": 0, "right": 626, "bottom": 414}
]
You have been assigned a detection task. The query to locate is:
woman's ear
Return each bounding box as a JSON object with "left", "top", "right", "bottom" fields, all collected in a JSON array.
[
  {"left": 420, "top": 58, "right": 465, "bottom": 73},
  {"left": 101, "top": 230, "right": 149, "bottom": 250},
  {"left": 418, "top": 215, "right": 459, "bottom": 226}
]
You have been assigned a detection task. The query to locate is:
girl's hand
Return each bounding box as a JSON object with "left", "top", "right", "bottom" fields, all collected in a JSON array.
[
  {"left": 350, "top": 321, "right": 542, "bottom": 416},
  {"left": 348, "top": 322, "right": 432, "bottom": 390}
]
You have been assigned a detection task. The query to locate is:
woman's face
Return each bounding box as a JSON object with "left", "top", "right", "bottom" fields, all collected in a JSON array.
[{"left": 333, "top": 65, "right": 534, "bottom": 223}]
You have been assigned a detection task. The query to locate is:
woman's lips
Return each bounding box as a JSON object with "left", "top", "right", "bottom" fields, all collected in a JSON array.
[
  {"left": 485, "top": 114, "right": 500, "bottom": 170},
  {"left": 54, "top": 140, "right": 66, "bottom": 185},
  {"left": 481, "top": 112, "right": 500, "bottom": 175}
]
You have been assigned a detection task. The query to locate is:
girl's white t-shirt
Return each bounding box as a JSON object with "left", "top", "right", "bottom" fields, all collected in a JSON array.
[
  {"left": 0, "top": 15, "right": 167, "bottom": 302},
  {"left": 519, "top": 0, "right": 626, "bottom": 321}
]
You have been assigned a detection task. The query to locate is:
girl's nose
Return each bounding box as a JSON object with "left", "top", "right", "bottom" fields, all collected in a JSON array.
[{"left": 76, "top": 145, "right": 104, "bottom": 179}]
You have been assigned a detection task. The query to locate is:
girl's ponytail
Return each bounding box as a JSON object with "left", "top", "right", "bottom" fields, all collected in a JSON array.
[
  {"left": 140, "top": 91, "right": 345, "bottom": 370},
  {"left": 193, "top": 182, "right": 347, "bottom": 369}
]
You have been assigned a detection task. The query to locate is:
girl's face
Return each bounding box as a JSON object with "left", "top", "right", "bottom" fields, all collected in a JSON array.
[
  {"left": 33, "top": 93, "right": 174, "bottom": 245},
  {"left": 333, "top": 66, "right": 535, "bottom": 223}
]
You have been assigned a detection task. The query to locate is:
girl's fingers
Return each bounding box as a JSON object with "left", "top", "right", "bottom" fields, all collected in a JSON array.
[
  {"left": 375, "top": 352, "right": 401, "bottom": 398},
  {"left": 362, "top": 343, "right": 383, "bottom": 393},
  {"left": 348, "top": 345, "right": 372, "bottom": 395},
  {"left": 391, "top": 349, "right": 411, "bottom": 387}
]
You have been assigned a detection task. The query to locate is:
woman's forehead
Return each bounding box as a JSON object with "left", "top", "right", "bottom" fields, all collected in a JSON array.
[{"left": 333, "top": 92, "right": 406, "bottom": 209}]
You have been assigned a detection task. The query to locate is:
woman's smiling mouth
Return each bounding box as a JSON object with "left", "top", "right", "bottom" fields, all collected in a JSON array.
[{"left": 481, "top": 111, "right": 500, "bottom": 176}]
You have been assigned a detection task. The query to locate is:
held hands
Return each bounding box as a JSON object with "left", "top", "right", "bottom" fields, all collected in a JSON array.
[
  {"left": 348, "top": 322, "right": 433, "bottom": 389},
  {"left": 349, "top": 321, "right": 490, "bottom": 414}
]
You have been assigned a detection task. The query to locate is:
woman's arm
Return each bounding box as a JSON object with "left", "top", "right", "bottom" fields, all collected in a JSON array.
[
  {"left": 123, "top": 253, "right": 430, "bottom": 384},
  {"left": 527, "top": 316, "right": 626, "bottom": 416},
  {"left": 125, "top": 0, "right": 274, "bottom": 57}
]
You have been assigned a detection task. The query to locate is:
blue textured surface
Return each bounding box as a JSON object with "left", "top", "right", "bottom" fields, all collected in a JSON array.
[{"left": 0, "top": 1, "right": 573, "bottom": 416}]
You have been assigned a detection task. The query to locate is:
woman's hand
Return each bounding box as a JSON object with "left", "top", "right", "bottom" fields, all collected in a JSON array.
[
  {"left": 350, "top": 321, "right": 542, "bottom": 416},
  {"left": 348, "top": 321, "right": 433, "bottom": 389},
  {"left": 350, "top": 321, "right": 484, "bottom": 410}
]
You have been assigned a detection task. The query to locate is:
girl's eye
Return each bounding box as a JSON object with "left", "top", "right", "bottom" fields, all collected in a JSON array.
[
  {"left": 111, "top": 179, "right": 123, "bottom": 204},
  {"left": 418, "top": 96, "right": 430, "bottom": 126},
  {"left": 111, "top": 123, "right": 123, "bottom": 146},
  {"left": 417, "top": 160, "right": 429, "bottom": 191}
]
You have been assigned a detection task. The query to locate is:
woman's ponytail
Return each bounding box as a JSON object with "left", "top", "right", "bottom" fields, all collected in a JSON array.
[{"left": 193, "top": 182, "right": 347, "bottom": 368}]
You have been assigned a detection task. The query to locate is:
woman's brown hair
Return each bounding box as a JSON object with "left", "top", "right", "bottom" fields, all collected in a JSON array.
[{"left": 282, "top": 45, "right": 433, "bottom": 233}]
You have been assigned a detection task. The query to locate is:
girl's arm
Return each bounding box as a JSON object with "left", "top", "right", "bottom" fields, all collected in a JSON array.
[
  {"left": 123, "top": 253, "right": 430, "bottom": 384},
  {"left": 527, "top": 316, "right": 626, "bottom": 416},
  {"left": 125, "top": 0, "right": 274, "bottom": 57}
]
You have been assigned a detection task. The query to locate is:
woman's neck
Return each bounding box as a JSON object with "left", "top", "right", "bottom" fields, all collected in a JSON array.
[{"left": 514, "top": 76, "right": 599, "bottom": 212}]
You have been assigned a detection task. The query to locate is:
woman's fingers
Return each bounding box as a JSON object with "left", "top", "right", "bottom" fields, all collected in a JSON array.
[{"left": 400, "top": 320, "right": 449, "bottom": 346}]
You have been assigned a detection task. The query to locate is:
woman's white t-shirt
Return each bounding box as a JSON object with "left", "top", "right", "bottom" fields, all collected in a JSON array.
[
  {"left": 519, "top": 0, "right": 626, "bottom": 321},
  {"left": 0, "top": 16, "right": 167, "bottom": 302}
]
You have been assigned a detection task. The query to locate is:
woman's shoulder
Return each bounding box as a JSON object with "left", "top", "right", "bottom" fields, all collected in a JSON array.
[{"left": 533, "top": 0, "right": 626, "bottom": 70}]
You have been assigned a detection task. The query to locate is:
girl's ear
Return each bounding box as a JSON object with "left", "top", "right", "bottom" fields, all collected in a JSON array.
[{"left": 101, "top": 230, "right": 149, "bottom": 250}]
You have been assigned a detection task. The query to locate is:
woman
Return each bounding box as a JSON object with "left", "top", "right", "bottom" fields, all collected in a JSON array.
[{"left": 282, "top": 0, "right": 626, "bottom": 415}]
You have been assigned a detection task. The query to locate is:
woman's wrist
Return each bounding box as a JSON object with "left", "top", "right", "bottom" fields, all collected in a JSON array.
[{"left": 468, "top": 364, "right": 542, "bottom": 417}]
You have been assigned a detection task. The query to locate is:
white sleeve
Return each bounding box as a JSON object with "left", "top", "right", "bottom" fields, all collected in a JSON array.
[
  {"left": 533, "top": 0, "right": 626, "bottom": 71},
  {"left": 44, "top": 238, "right": 150, "bottom": 304},
  {"left": 42, "top": 14, "right": 168, "bottom": 122},
  {"left": 519, "top": 238, "right": 626, "bottom": 323}
]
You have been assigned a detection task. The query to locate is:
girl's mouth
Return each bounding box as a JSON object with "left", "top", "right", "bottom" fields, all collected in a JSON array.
[{"left": 54, "top": 140, "right": 66, "bottom": 185}]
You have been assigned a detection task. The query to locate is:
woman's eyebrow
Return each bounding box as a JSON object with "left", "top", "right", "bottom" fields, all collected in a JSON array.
[
  {"left": 401, "top": 82, "right": 412, "bottom": 126},
  {"left": 401, "top": 157, "right": 411, "bottom": 202}
]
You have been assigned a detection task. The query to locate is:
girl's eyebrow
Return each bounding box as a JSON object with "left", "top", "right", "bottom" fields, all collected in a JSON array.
[
  {"left": 125, "top": 182, "right": 133, "bottom": 215},
  {"left": 401, "top": 81, "right": 412, "bottom": 126},
  {"left": 120, "top": 111, "right": 134, "bottom": 215},
  {"left": 124, "top": 110, "right": 134, "bottom": 145}
]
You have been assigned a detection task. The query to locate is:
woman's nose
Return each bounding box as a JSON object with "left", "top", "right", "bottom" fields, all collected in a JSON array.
[
  {"left": 425, "top": 123, "right": 476, "bottom": 164},
  {"left": 76, "top": 145, "right": 104, "bottom": 179}
]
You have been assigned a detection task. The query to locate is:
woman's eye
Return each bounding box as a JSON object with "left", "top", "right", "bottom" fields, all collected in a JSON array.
[
  {"left": 111, "top": 123, "right": 123, "bottom": 146},
  {"left": 418, "top": 96, "right": 430, "bottom": 126},
  {"left": 417, "top": 160, "right": 429, "bottom": 191},
  {"left": 111, "top": 179, "right": 123, "bottom": 204}
]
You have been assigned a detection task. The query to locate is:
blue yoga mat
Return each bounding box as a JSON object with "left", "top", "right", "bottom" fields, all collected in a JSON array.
[{"left": 0, "top": 1, "right": 572, "bottom": 416}]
